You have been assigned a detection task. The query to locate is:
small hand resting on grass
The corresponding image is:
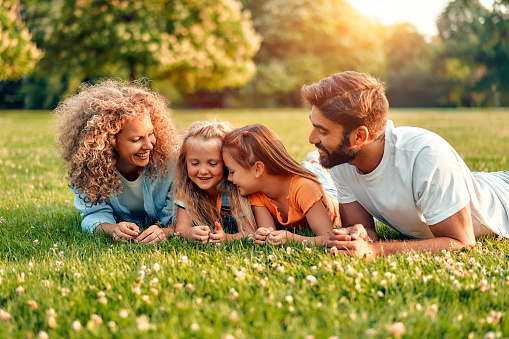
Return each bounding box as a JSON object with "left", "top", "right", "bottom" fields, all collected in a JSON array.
[
  {"left": 255, "top": 226, "right": 331, "bottom": 246},
  {"left": 184, "top": 222, "right": 242, "bottom": 244},
  {"left": 98, "top": 222, "right": 171, "bottom": 244}
]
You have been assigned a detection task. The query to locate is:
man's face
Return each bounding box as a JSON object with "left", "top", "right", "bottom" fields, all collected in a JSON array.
[{"left": 308, "top": 106, "right": 359, "bottom": 168}]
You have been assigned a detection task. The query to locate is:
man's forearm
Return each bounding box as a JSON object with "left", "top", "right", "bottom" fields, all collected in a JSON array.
[{"left": 372, "top": 236, "right": 472, "bottom": 257}]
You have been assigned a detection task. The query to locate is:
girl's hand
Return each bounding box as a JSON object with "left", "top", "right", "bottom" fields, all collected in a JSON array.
[
  {"left": 110, "top": 222, "right": 140, "bottom": 242},
  {"left": 209, "top": 222, "right": 227, "bottom": 243},
  {"left": 267, "top": 230, "right": 288, "bottom": 245},
  {"left": 254, "top": 227, "right": 272, "bottom": 245},
  {"left": 136, "top": 225, "right": 167, "bottom": 244},
  {"left": 189, "top": 226, "right": 210, "bottom": 243}
]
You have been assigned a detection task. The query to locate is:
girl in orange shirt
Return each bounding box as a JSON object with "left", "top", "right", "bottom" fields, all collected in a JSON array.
[
  {"left": 222, "top": 123, "right": 341, "bottom": 246},
  {"left": 173, "top": 121, "right": 256, "bottom": 243}
]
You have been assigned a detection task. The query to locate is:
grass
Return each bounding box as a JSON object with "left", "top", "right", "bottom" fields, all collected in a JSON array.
[{"left": 0, "top": 108, "right": 508, "bottom": 338}]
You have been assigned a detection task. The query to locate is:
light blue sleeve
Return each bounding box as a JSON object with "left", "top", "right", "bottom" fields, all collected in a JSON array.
[
  {"left": 72, "top": 188, "right": 117, "bottom": 233},
  {"left": 159, "top": 183, "right": 176, "bottom": 226},
  {"left": 158, "top": 166, "right": 177, "bottom": 226}
]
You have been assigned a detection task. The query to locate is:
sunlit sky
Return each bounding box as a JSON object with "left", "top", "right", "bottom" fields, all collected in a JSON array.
[{"left": 345, "top": 0, "right": 494, "bottom": 38}]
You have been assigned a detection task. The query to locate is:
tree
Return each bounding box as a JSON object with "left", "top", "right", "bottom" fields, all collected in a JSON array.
[
  {"left": 21, "top": 0, "right": 261, "bottom": 95},
  {"left": 241, "top": 0, "right": 384, "bottom": 106},
  {"left": 0, "top": 0, "right": 42, "bottom": 81},
  {"left": 437, "top": 0, "right": 509, "bottom": 106},
  {"left": 383, "top": 23, "right": 441, "bottom": 107}
]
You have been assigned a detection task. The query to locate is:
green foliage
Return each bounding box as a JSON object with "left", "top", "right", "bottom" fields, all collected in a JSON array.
[
  {"left": 383, "top": 24, "right": 442, "bottom": 107},
  {"left": 437, "top": 0, "right": 509, "bottom": 106},
  {"left": 240, "top": 0, "right": 384, "bottom": 106},
  {"left": 0, "top": 0, "right": 42, "bottom": 81},
  {"left": 1, "top": 109, "right": 509, "bottom": 337},
  {"left": 20, "top": 0, "right": 261, "bottom": 95}
]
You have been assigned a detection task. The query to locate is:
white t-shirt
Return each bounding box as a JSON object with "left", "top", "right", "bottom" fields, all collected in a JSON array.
[
  {"left": 118, "top": 173, "right": 145, "bottom": 217},
  {"left": 330, "top": 120, "right": 509, "bottom": 239}
]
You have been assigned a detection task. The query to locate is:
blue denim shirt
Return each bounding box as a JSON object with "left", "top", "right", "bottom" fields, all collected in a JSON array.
[{"left": 73, "top": 166, "right": 175, "bottom": 233}]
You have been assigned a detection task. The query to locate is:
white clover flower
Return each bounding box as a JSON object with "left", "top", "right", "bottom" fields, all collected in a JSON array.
[
  {"left": 229, "top": 310, "right": 239, "bottom": 322},
  {"left": 137, "top": 315, "right": 151, "bottom": 331},
  {"left": 72, "top": 320, "right": 81, "bottom": 331},
  {"left": 389, "top": 322, "right": 405, "bottom": 338},
  {"left": 0, "top": 309, "right": 11, "bottom": 322},
  {"left": 306, "top": 275, "right": 317, "bottom": 285}
]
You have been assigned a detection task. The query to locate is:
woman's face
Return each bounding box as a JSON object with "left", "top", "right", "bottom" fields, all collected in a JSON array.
[{"left": 116, "top": 115, "right": 155, "bottom": 178}]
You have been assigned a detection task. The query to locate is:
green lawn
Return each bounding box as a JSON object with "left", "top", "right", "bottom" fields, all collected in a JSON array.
[{"left": 0, "top": 108, "right": 508, "bottom": 338}]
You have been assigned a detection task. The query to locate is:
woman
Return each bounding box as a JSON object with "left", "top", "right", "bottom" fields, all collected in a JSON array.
[{"left": 55, "top": 79, "right": 179, "bottom": 243}]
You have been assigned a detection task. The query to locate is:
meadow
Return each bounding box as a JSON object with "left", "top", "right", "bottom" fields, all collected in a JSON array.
[{"left": 0, "top": 108, "right": 508, "bottom": 338}]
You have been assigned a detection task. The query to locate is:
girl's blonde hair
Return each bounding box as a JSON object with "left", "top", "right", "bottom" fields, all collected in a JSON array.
[
  {"left": 54, "top": 79, "right": 179, "bottom": 206},
  {"left": 222, "top": 123, "right": 320, "bottom": 184},
  {"left": 173, "top": 121, "right": 256, "bottom": 236}
]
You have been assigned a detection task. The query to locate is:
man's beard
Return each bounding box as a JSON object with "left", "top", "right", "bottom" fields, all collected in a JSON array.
[{"left": 316, "top": 134, "right": 359, "bottom": 169}]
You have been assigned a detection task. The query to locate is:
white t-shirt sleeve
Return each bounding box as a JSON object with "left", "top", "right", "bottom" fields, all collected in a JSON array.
[
  {"left": 330, "top": 167, "right": 357, "bottom": 204},
  {"left": 412, "top": 142, "right": 470, "bottom": 226}
]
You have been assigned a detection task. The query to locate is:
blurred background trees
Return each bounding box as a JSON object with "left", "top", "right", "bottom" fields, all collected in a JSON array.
[{"left": 1, "top": 0, "right": 509, "bottom": 109}]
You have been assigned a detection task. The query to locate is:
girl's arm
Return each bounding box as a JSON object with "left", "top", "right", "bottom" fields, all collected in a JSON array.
[
  {"left": 267, "top": 201, "right": 334, "bottom": 246},
  {"left": 175, "top": 207, "right": 210, "bottom": 243}
]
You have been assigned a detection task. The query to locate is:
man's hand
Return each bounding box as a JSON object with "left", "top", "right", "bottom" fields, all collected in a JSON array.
[{"left": 329, "top": 224, "right": 371, "bottom": 242}]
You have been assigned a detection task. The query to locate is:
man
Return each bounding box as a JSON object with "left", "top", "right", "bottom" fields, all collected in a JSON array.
[{"left": 301, "top": 71, "right": 509, "bottom": 258}]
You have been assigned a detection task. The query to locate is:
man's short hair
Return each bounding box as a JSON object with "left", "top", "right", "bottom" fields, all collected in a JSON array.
[{"left": 301, "top": 71, "right": 389, "bottom": 139}]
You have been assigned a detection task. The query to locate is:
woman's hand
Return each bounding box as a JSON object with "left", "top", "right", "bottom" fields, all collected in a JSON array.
[
  {"left": 136, "top": 225, "right": 168, "bottom": 244},
  {"left": 100, "top": 222, "right": 140, "bottom": 242},
  {"left": 189, "top": 226, "right": 211, "bottom": 243}
]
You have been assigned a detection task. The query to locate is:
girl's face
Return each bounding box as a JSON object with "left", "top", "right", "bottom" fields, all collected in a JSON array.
[
  {"left": 186, "top": 140, "right": 224, "bottom": 197},
  {"left": 116, "top": 115, "right": 155, "bottom": 178},
  {"left": 223, "top": 150, "right": 258, "bottom": 196}
]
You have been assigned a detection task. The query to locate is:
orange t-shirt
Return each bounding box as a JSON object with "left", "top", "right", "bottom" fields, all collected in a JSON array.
[{"left": 250, "top": 175, "right": 341, "bottom": 230}]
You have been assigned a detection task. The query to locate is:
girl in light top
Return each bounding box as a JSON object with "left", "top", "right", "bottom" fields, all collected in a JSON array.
[
  {"left": 173, "top": 121, "right": 256, "bottom": 243},
  {"left": 55, "top": 79, "right": 179, "bottom": 243},
  {"left": 222, "top": 123, "right": 341, "bottom": 246}
]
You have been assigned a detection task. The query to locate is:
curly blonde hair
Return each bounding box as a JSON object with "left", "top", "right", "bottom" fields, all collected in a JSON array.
[
  {"left": 173, "top": 121, "right": 256, "bottom": 236},
  {"left": 54, "top": 79, "right": 179, "bottom": 206}
]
